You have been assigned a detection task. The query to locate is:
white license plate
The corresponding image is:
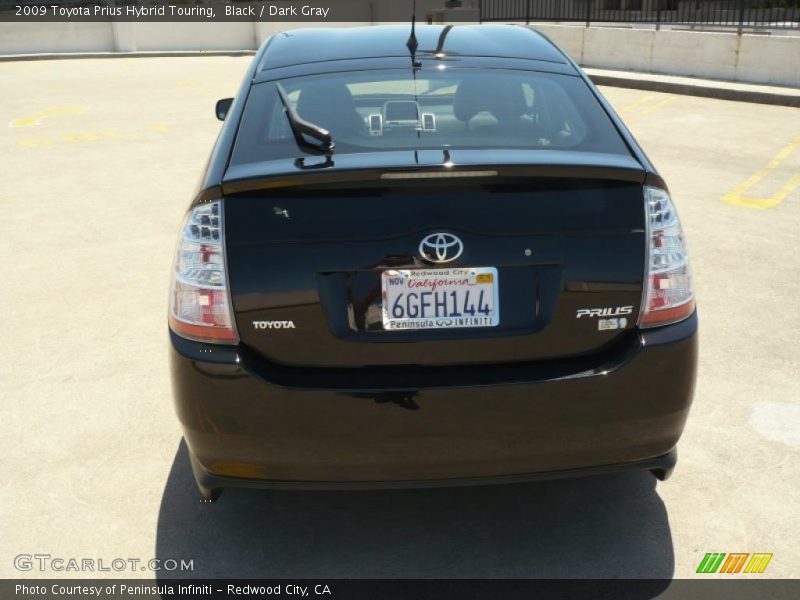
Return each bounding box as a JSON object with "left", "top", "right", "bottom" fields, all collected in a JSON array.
[{"left": 381, "top": 267, "right": 499, "bottom": 330}]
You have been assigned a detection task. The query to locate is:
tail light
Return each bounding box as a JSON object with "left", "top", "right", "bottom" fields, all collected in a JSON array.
[
  {"left": 168, "top": 200, "right": 238, "bottom": 344},
  {"left": 639, "top": 186, "right": 695, "bottom": 328}
]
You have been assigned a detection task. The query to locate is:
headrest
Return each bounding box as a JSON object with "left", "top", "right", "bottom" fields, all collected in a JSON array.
[
  {"left": 295, "top": 81, "right": 363, "bottom": 135},
  {"left": 453, "top": 78, "right": 527, "bottom": 123}
]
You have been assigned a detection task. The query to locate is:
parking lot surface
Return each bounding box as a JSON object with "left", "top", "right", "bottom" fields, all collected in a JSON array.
[{"left": 1, "top": 56, "right": 799, "bottom": 580}]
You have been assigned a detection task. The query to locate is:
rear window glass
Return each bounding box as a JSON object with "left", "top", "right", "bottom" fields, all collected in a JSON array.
[{"left": 230, "top": 69, "right": 629, "bottom": 165}]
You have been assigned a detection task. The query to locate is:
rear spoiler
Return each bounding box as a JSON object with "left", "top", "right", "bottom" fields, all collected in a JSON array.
[{"left": 221, "top": 149, "right": 649, "bottom": 195}]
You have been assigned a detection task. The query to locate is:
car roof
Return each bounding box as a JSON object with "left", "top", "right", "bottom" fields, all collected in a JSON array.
[{"left": 257, "top": 24, "right": 570, "bottom": 73}]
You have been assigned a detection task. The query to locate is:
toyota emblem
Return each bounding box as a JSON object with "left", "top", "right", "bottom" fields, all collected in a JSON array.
[{"left": 419, "top": 233, "right": 464, "bottom": 264}]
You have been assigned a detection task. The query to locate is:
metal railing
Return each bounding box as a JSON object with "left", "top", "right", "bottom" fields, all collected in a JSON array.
[{"left": 478, "top": 0, "right": 800, "bottom": 31}]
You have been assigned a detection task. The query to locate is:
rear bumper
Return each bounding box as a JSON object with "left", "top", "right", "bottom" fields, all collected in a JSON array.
[
  {"left": 190, "top": 447, "right": 678, "bottom": 491},
  {"left": 169, "top": 312, "right": 697, "bottom": 487}
]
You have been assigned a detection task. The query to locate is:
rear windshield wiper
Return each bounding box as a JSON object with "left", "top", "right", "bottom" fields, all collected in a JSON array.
[{"left": 275, "top": 83, "right": 335, "bottom": 155}]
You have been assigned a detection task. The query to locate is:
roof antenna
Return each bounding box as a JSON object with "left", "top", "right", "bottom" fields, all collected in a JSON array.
[
  {"left": 406, "top": 0, "right": 421, "bottom": 68},
  {"left": 406, "top": 0, "right": 422, "bottom": 139}
]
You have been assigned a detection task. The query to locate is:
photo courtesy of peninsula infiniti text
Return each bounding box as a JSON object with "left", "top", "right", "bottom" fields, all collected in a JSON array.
[{"left": 168, "top": 24, "right": 697, "bottom": 501}]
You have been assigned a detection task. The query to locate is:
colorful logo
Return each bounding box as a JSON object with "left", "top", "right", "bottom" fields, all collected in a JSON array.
[{"left": 696, "top": 553, "right": 773, "bottom": 574}]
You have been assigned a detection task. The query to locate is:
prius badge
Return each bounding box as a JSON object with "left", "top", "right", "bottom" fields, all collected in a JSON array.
[{"left": 419, "top": 233, "right": 463, "bottom": 264}]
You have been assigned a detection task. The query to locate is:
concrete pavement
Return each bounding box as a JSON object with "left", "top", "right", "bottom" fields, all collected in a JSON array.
[{"left": 1, "top": 57, "right": 798, "bottom": 580}]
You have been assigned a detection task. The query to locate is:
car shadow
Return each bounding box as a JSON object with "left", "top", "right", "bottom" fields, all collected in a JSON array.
[{"left": 155, "top": 440, "right": 674, "bottom": 582}]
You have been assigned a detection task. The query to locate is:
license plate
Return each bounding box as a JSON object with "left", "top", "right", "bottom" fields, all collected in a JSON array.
[{"left": 381, "top": 267, "right": 499, "bottom": 330}]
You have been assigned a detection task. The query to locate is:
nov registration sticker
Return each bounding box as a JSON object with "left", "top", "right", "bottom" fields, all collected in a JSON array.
[{"left": 381, "top": 267, "right": 499, "bottom": 330}]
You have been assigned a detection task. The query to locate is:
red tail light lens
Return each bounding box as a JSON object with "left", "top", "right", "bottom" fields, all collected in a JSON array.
[
  {"left": 168, "top": 200, "right": 238, "bottom": 344},
  {"left": 639, "top": 186, "right": 695, "bottom": 328}
]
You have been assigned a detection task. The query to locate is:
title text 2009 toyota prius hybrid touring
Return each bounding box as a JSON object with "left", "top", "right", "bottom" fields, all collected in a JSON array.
[{"left": 168, "top": 25, "right": 697, "bottom": 501}]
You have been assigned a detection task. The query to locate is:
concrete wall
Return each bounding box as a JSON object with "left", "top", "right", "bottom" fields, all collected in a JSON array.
[
  {"left": 132, "top": 22, "right": 258, "bottom": 52},
  {"left": 0, "top": 19, "right": 797, "bottom": 88},
  {"left": 253, "top": 21, "right": 371, "bottom": 44},
  {"left": 736, "top": 34, "right": 800, "bottom": 88},
  {"left": 533, "top": 24, "right": 800, "bottom": 87},
  {"left": 0, "top": 20, "right": 371, "bottom": 55},
  {"left": 0, "top": 21, "right": 115, "bottom": 54}
]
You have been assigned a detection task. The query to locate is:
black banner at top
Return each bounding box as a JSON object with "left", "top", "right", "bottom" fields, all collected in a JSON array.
[{"left": 0, "top": 1, "right": 480, "bottom": 22}]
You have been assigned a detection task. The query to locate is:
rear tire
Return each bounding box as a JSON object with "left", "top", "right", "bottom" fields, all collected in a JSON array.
[
  {"left": 650, "top": 466, "right": 674, "bottom": 481},
  {"left": 188, "top": 447, "right": 223, "bottom": 502},
  {"left": 650, "top": 447, "right": 678, "bottom": 481},
  {"left": 198, "top": 483, "right": 223, "bottom": 503}
]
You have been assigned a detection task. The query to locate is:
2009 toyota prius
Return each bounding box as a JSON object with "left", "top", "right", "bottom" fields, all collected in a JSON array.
[{"left": 168, "top": 24, "right": 697, "bottom": 501}]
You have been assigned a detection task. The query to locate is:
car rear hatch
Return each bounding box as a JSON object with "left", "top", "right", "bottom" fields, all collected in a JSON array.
[{"left": 222, "top": 150, "right": 647, "bottom": 368}]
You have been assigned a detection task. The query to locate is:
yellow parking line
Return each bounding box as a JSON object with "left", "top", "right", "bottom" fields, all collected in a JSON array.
[
  {"left": 722, "top": 134, "right": 800, "bottom": 209},
  {"left": 635, "top": 97, "right": 677, "bottom": 117},
  {"left": 620, "top": 94, "right": 658, "bottom": 112},
  {"left": 8, "top": 105, "right": 88, "bottom": 128},
  {"left": 16, "top": 122, "right": 173, "bottom": 148}
]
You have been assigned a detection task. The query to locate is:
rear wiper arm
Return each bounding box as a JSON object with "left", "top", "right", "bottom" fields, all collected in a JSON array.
[{"left": 275, "top": 83, "right": 335, "bottom": 155}]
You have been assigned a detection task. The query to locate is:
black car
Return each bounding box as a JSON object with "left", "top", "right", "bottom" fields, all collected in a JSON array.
[{"left": 168, "top": 24, "right": 697, "bottom": 501}]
